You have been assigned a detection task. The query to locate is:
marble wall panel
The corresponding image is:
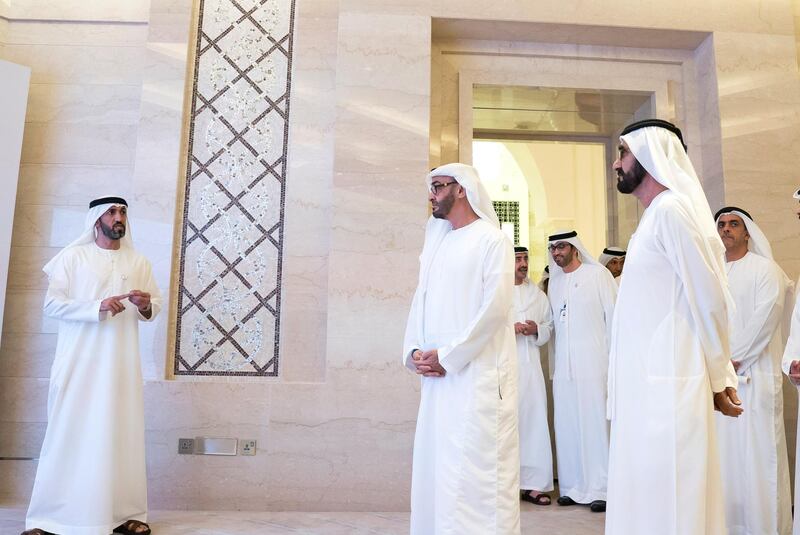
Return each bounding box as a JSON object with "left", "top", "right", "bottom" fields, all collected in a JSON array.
[
  {"left": 25, "top": 84, "right": 142, "bottom": 125},
  {"left": 0, "top": 460, "right": 35, "bottom": 504},
  {"left": 11, "top": 204, "right": 93, "bottom": 248},
  {"left": 0, "top": 332, "right": 55, "bottom": 378},
  {"left": 7, "top": 0, "right": 150, "bottom": 22},
  {"left": 149, "top": 0, "right": 192, "bottom": 15},
  {"left": 4, "top": 246, "right": 55, "bottom": 291},
  {"left": 0, "top": 377, "right": 47, "bottom": 424},
  {"left": 15, "top": 164, "right": 134, "bottom": 208},
  {"left": 3, "top": 44, "right": 145, "bottom": 85},
  {"left": 274, "top": 0, "right": 338, "bottom": 382},
  {"left": 693, "top": 35, "right": 726, "bottom": 209},
  {"left": 428, "top": 0, "right": 795, "bottom": 36},
  {"left": 0, "top": 17, "right": 7, "bottom": 57},
  {"left": 20, "top": 123, "right": 139, "bottom": 166},
  {"left": 1, "top": 290, "right": 54, "bottom": 335},
  {"left": 0, "top": 422, "right": 45, "bottom": 458},
  {"left": 143, "top": 381, "right": 271, "bottom": 509},
  {"left": 5, "top": 20, "right": 148, "bottom": 46},
  {"left": 713, "top": 31, "right": 800, "bottom": 279}
]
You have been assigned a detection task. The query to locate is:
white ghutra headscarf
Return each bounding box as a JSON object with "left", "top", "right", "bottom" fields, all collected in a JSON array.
[
  {"left": 546, "top": 229, "right": 601, "bottom": 278},
  {"left": 417, "top": 163, "right": 500, "bottom": 290},
  {"left": 715, "top": 206, "right": 794, "bottom": 343},
  {"left": 598, "top": 246, "right": 626, "bottom": 267},
  {"left": 43, "top": 196, "right": 132, "bottom": 277},
  {"left": 621, "top": 121, "right": 733, "bottom": 315}
]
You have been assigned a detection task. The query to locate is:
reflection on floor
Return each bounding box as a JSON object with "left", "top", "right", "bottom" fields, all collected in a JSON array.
[{"left": 0, "top": 503, "right": 605, "bottom": 534}]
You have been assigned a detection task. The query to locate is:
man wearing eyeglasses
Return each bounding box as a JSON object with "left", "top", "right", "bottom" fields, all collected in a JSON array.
[
  {"left": 403, "top": 163, "right": 520, "bottom": 534},
  {"left": 546, "top": 230, "right": 617, "bottom": 513}
]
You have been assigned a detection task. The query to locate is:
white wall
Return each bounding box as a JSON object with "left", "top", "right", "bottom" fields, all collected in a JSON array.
[{"left": 0, "top": 60, "right": 30, "bottom": 350}]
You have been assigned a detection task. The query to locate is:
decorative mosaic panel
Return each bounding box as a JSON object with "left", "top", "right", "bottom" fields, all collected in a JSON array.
[
  {"left": 174, "top": 0, "right": 296, "bottom": 376},
  {"left": 493, "top": 201, "right": 520, "bottom": 245}
]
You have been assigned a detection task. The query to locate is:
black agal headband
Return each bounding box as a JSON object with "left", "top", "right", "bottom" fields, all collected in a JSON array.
[
  {"left": 714, "top": 206, "right": 753, "bottom": 222},
  {"left": 89, "top": 196, "right": 128, "bottom": 209},
  {"left": 620, "top": 119, "right": 687, "bottom": 152},
  {"left": 601, "top": 247, "right": 626, "bottom": 257},
  {"left": 548, "top": 230, "right": 577, "bottom": 242}
]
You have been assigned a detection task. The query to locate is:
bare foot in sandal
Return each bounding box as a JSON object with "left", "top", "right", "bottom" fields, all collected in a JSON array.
[
  {"left": 113, "top": 519, "right": 151, "bottom": 535},
  {"left": 520, "top": 490, "right": 551, "bottom": 505}
]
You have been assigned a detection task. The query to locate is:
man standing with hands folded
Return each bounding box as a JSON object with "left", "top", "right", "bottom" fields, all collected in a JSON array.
[{"left": 403, "top": 163, "right": 519, "bottom": 535}]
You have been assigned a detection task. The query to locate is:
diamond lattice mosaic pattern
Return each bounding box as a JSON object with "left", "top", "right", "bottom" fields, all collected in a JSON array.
[{"left": 174, "top": 0, "right": 295, "bottom": 376}]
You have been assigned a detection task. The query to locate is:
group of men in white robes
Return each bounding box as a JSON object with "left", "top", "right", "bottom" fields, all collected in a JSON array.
[
  {"left": 25, "top": 197, "right": 160, "bottom": 535},
  {"left": 513, "top": 233, "right": 618, "bottom": 514},
  {"left": 405, "top": 119, "right": 800, "bottom": 535}
]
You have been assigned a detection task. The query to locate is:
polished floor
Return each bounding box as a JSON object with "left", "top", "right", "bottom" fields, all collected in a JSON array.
[{"left": 0, "top": 503, "right": 605, "bottom": 534}]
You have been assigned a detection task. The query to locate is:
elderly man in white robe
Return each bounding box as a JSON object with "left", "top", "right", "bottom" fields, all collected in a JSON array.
[
  {"left": 403, "top": 163, "right": 519, "bottom": 534},
  {"left": 605, "top": 119, "right": 743, "bottom": 535},
  {"left": 513, "top": 246, "right": 554, "bottom": 506},
  {"left": 782, "top": 187, "right": 800, "bottom": 535},
  {"left": 24, "top": 196, "right": 161, "bottom": 535},
  {"left": 598, "top": 246, "right": 625, "bottom": 282},
  {"left": 714, "top": 206, "right": 792, "bottom": 535},
  {"left": 547, "top": 230, "right": 616, "bottom": 513}
]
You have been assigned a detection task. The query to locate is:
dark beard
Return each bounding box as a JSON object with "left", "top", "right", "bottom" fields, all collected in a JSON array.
[
  {"left": 99, "top": 220, "right": 126, "bottom": 240},
  {"left": 616, "top": 159, "right": 647, "bottom": 194},
  {"left": 432, "top": 191, "right": 455, "bottom": 219}
]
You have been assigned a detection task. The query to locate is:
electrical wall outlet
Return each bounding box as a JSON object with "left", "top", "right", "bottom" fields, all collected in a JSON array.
[
  {"left": 240, "top": 439, "right": 257, "bottom": 456},
  {"left": 178, "top": 438, "right": 195, "bottom": 454}
]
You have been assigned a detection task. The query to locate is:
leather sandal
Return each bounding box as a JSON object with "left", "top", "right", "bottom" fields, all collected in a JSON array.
[
  {"left": 521, "top": 490, "right": 551, "bottom": 505},
  {"left": 113, "top": 520, "right": 151, "bottom": 535}
]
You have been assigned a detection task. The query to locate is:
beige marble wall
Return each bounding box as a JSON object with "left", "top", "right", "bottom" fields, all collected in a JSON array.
[
  {"left": 2, "top": 0, "right": 800, "bottom": 512},
  {"left": 0, "top": 1, "right": 151, "bottom": 499}
]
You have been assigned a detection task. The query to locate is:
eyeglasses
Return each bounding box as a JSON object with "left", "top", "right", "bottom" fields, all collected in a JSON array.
[
  {"left": 429, "top": 181, "right": 458, "bottom": 195},
  {"left": 548, "top": 242, "right": 571, "bottom": 252}
]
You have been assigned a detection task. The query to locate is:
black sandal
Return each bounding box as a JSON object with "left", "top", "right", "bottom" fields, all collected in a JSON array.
[
  {"left": 21, "top": 530, "right": 56, "bottom": 535},
  {"left": 521, "top": 490, "right": 552, "bottom": 505},
  {"left": 113, "top": 520, "right": 151, "bottom": 535}
]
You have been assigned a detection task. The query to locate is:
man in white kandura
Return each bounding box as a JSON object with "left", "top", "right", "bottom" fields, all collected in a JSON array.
[
  {"left": 24, "top": 196, "right": 162, "bottom": 535},
  {"left": 605, "top": 119, "right": 743, "bottom": 535},
  {"left": 403, "top": 163, "right": 519, "bottom": 535},
  {"left": 782, "top": 187, "right": 800, "bottom": 535},
  {"left": 547, "top": 230, "right": 617, "bottom": 513},
  {"left": 598, "top": 246, "right": 626, "bottom": 283},
  {"left": 513, "top": 246, "right": 554, "bottom": 506},
  {"left": 714, "top": 206, "right": 792, "bottom": 535}
]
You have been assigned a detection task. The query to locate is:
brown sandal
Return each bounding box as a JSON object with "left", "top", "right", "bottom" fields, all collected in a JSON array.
[
  {"left": 113, "top": 520, "right": 151, "bottom": 535},
  {"left": 21, "top": 530, "right": 56, "bottom": 535}
]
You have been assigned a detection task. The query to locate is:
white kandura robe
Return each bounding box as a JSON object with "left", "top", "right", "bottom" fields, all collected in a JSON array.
[
  {"left": 548, "top": 263, "right": 616, "bottom": 503},
  {"left": 513, "top": 280, "right": 554, "bottom": 492},
  {"left": 403, "top": 218, "right": 520, "bottom": 535},
  {"left": 26, "top": 242, "right": 162, "bottom": 535},
  {"left": 606, "top": 191, "right": 737, "bottom": 535},
  {"left": 716, "top": 252, "right": 791, "bottom": 535},
  {"left": 782, "top": 279, "right": 800, "bottom": 535}
]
